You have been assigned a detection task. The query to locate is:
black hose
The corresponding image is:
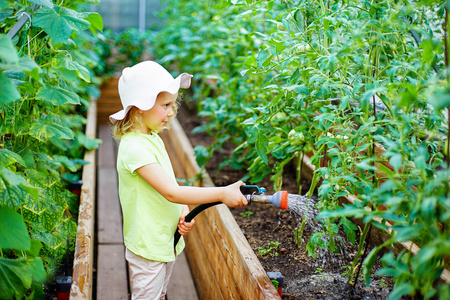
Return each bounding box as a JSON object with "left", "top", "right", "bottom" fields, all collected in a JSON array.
[{"left": 173, "top": 201, "right": 221, "bottom": 248}]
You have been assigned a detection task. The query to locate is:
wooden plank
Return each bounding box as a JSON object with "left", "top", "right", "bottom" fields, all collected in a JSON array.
[
  {"left": 97, "top": 105, "right": 122, "bottom": 112},
  {"left": 70, "top": 101, "right": 97, "bottom": 299},
  {"left": 96, "top": 244, "right": 128, "bottom": 300},
  {"left": 97, "top": 116, "right": 113, "bottom": 125},
  {"left": 97, "top": 125, "right": 116, "bottom": 168},
  {"left": 187, "top": 206, "right": 241, "bottom": 299},
  {"left": 160, "top": 131, "right": 187, "bottom": 181},
  {"left": 97, "top": 124, "right": 123, "bottom": 244},
  {"left": 95, "top": 117, "right": 128, "bottom": 298},
  {"left": 97, "top": 167, "right": 123, "bottom": 244},
  {"left": 184, "top": 227, "right": 224, "bottom": 300},
  {"left": 205, "top": 205, "right": 280, "bottom": 300},
  {"left": 97, "top": 77, "right": 121, "bottom": 123},
  {"left": 167, "top": 251, "right": 199, "bottom": 300},
  {"left": 97, "top": 89, "right": 121, "bottom": 98}
]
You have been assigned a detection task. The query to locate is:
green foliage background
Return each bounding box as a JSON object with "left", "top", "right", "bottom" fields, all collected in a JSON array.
[
  {"left": 2, "top": 0, "right": 449, "bottom": 299},
  {"left": 149, "top": 0, "right": 450, "bottom": 299},
  {"left": 0, "top": 0, "right": 104, "bottom": 298}
]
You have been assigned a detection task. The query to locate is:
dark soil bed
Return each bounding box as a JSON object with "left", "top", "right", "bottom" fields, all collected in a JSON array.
[{"left": 177, "top": 102, "right": 398, "bottom": 300}]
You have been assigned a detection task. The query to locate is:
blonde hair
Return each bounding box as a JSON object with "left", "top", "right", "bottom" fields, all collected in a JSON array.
[{"left": 111, "top": 94, "right": 181, "bottom": 140}]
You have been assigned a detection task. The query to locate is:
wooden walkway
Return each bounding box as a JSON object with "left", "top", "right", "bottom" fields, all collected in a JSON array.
[{"left": 95, "top": 78, "right": 199, "bottom": 299}]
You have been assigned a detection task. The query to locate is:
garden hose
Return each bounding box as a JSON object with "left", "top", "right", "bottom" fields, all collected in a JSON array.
[
  {"left": 173, "top": 185, "right": 289, "bottom": 248},
  {"left": 173, "top": 201, "right": 221, "bottom": 248}
]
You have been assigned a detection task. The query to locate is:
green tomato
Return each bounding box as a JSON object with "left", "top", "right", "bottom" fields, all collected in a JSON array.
[
  {"left": 303, "top": 143, "right": 313, "bottom": 153},
  {"left": 270, "top": 112, "right": 287, "bottom": 125},
  {"left": 288, "top": 129, "right": 305, "bottom": 146}
]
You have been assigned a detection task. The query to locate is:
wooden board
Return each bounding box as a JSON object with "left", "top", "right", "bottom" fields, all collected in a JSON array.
[
  {"left": 97, "top": 77, "right": 121, "bottom": 124},
  {"left": 97, "top": 125, "right": 123, "bottom": 244},
  {"left": 97, "top": 167, "right": 123, "bottom": 244},
  {"left": 186, "top": 205, "right": 241, "bottom": 299},
  {"left": 94, "top": 123, "right": 128, "bottom": 299},
  {"left": 70, "top": 101, "right": 97, "bottom": 299},
  {"left": 183, "top": 226, "right": 224, "bottom": 300},
  {"left": 97, "top": 124, "right": 116, "bottom": 167},
  {"left": 96, "top": 244, "right": 128, "bottom": 300}
]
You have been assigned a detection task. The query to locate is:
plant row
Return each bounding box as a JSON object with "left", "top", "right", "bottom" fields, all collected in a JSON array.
[
  {"left": 0, "top": 0, "right": 105, "bottom": 298},
  {"left": 146, "top": 0, "right": 449, "bottom": 299}
]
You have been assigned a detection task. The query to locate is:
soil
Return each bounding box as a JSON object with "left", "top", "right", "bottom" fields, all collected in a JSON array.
[{"left": 177, "top": 101, "right": 399, "bottom": 300}]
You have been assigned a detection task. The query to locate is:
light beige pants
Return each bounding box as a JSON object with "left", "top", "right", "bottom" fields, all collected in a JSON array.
[{"left": 125, "top": 248, "right": 176, "bottom": 300}]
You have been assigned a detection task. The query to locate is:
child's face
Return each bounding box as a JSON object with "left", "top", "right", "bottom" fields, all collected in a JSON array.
[{"left": 139, "top": 92, "right": 178, "bottom": 134}]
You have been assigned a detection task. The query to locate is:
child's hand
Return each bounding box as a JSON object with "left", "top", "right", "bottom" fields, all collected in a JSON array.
[
  {"left": 222, "top": 180, "right": 248, "bottom": 207},
  {"left": 178, "top": 206, "right": 195, "bottom": 236}
]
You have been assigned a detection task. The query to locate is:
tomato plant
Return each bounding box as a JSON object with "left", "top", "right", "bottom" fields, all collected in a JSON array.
[{"left": 149, "top": 0, "right": 449, "bottom": 298}]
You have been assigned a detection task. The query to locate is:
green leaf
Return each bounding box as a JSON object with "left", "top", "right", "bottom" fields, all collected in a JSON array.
[
  {"left": 0, "top": 257, "right": 30, "bottom": 300},
  {"left": 29, "top": 123, "right": 74, "bottom": 142},
  {"left": 363, "top": 247, "right": 380, "bottom": 286},
  {"left": 388, "top": 282, "right": 414, "bottom": 300},
  {"left": 389, "top": 154, "right": 402, "bottom": 171},
  {"left": 0, "top": 0, "right": 8, "bottom": 10},
  {"left": 29, "top": 257, "right": 46, "bottom": 283},
  {"left": 0, "top": 166, "right": 38, "bottom": 206},
  {"left": 0, "top": 34, "right": 19, "bottom": 63},
  {"left": 36, "top": 85, "right": 80, "bottom": 105},
  {"left": 30, "top": 228, "right": 64, "bottom": 251},
  {"left": 53, "top": 155, "right": 84, "bottom": 172},
  {"left": 25, "top": 240, "right": 43, "bottom": 257},
  {"left": 0, "top": 56, "right": 40, "bottom": 74},
  {"left": 0, "top": 72, "right": 20, "bottom": 105},
  {"left": 83, "top": 12, "right": 103, "bottom": 32},
  {"left": 339, "top": 217, "right": 357, "bottom": 244},
  {"left": 256, "top": 129, "right": 269, "bottom": 165},
  {"left": 194, "top": 145, "right": 210, "bottom": 168},
  {"left": 0, "top": 149, "right": 26, "bottom": 167},
  {"left": 27, "top": 0, "right": 54, "bottom": 8},
  {"left": 429, "top": 90, "right": 450, "bottom": 110},
  {"left": 256, "top": 49, "right": 272, "bottom": 68},
  {"left": 0, "top": 205, "right": 31, "bottom": 250},
  {"left": 53, "top": 53, "right": 91, "bottom": 83},
  {"left": 33, "top": 6, "right": 90, "bottom": 44},
  {"left": 76, "top": 132, "right": 102, "bottom": 150}
]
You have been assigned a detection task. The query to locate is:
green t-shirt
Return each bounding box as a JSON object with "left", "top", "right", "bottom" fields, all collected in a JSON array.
[{"left": 116, "top": 132, "right": 185, "bottom": 262}]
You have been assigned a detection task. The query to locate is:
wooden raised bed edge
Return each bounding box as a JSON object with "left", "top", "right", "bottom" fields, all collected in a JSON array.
[
  {"left": 70, "top": 99, "right": 97, "bottom": 299},
  {"left": 160, "top": 119, "right": 281, "bottom": 300}
]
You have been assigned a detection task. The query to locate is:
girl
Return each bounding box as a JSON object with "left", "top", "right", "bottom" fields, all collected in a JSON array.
[{"left": 109, "top": 61, "right": 247, "bottom": 300}]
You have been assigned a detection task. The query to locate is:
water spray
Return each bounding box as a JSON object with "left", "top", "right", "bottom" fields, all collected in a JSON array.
[
  {"left": 174, "top": 185, "right": 318, "bottom": 248},
  {"left": 241, "top": 185, "right": 318, "bottom": 222}
]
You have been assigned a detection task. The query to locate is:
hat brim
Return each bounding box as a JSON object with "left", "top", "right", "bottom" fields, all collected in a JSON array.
[{"left": 109, "top": 73, "right": 193, "bottom": 123}]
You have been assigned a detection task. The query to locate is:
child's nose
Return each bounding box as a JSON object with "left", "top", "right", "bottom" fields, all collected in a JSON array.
[{"left": 167, "top": 107, "right": 174, "bottom": 117}]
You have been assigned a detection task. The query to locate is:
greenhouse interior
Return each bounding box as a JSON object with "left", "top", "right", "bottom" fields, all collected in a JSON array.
[{"left": 1, "top": 0, "right": 450, "bottom": 299}]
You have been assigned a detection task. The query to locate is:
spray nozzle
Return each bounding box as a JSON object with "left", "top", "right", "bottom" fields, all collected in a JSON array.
[{"left": 240, "top": 185, "right": 289, "bottom": 210}]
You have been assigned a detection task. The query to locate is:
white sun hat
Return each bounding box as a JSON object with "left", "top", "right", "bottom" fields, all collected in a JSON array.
[{"left": 109, "top": 61, "right": 193, "bottom": 123}]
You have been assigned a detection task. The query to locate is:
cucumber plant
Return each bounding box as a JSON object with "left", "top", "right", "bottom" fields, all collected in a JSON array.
[{"left": 1, "top": 0, "right": 103, "bottom": 297}]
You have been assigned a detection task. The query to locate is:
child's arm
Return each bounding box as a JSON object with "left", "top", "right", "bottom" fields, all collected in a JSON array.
[{"left": 136, "top": 163, "right": 247, "bottom": 207}]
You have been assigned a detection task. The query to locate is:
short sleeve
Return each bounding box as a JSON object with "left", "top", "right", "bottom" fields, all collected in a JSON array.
[{"left": 121, "top": 137, "right": 158, "bottom": 174}]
